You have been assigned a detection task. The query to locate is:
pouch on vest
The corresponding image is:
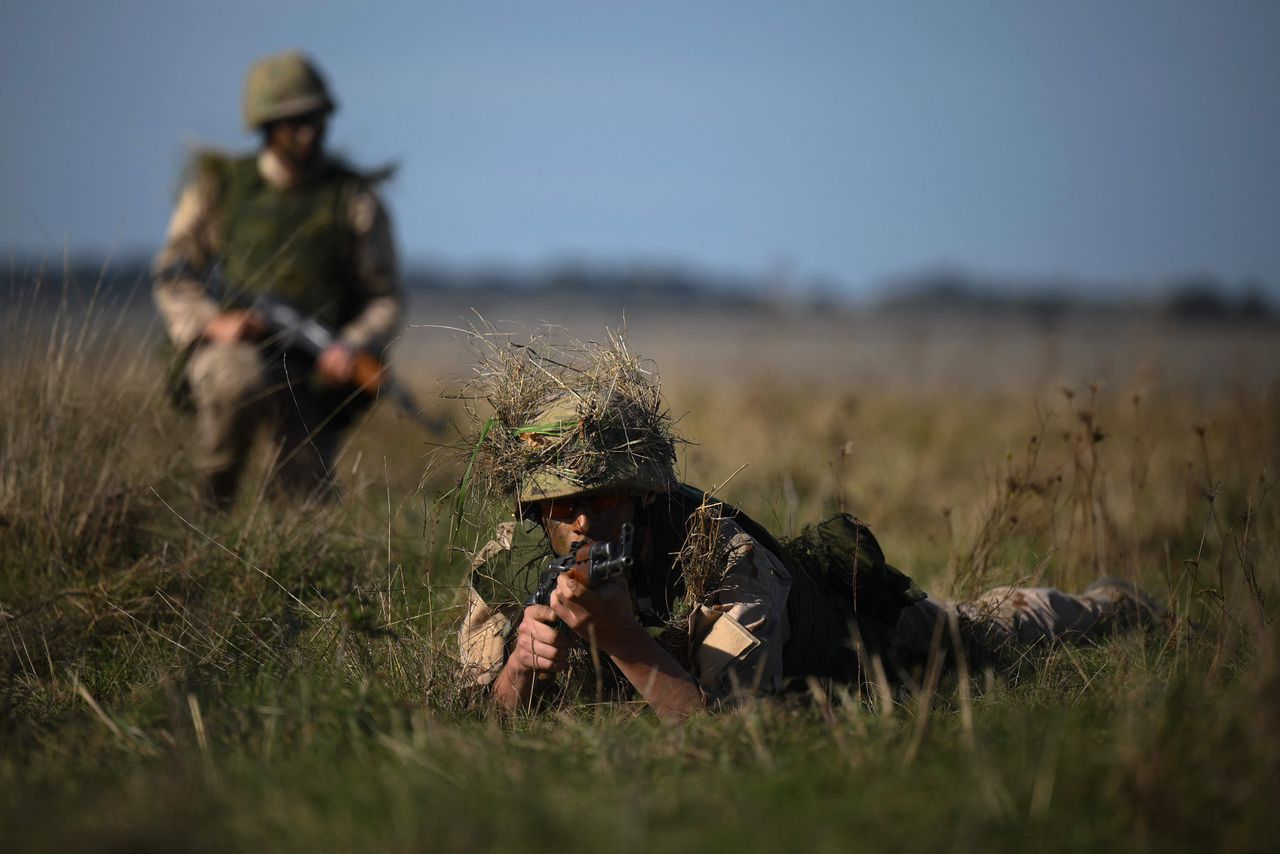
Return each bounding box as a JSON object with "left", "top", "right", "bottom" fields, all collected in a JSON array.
[
  {"left": 787, "top": 514, "right": 925, "bottom": 623},
  {"left": 778, "top": 513, "right": 925, "bottom": 683}
]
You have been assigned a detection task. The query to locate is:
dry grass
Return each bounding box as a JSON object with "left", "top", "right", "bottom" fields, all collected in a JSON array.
[{"left": 2, "top": 279, "right": 1279, "bottom": 851}]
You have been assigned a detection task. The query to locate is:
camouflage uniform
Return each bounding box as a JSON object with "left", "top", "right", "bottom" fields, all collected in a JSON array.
[
  {"left": 459, "top": 490, "right": 1165, "bottom": 703},
  {"left": 153, "top": 53, "right": 401, "bottom": 503},
  {"left": 460, "top": 509, "right": 796, "bottom": 702},
  {"left": 456, "top": 351, "right": 1165, "bottom": 710},
  {"left": 894, "top": 579, "right": 1165, "bottom": 674}
]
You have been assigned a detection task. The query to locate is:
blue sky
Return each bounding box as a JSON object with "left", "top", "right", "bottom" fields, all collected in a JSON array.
[{"left": 3, "top": 1, "right": 1279, "bottom": 294}]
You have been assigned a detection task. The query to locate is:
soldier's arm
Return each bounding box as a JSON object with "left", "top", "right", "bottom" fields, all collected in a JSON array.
[
  {"left": 152, "top": 178, "right": 222, "bottom": 350},
  {"left": 594, "top": 623, "right": 706, "bottom": 723},
  {"left": 335, "top": 188, "right": 402, "bottom": 353},
  {"left": 491, "top": 602, "right": 570, "bottom": 713},
  {"left": 457, "top": 528, "right": 523, "bottom": 691},
  {"left": 686, "top": 521, "right": 792, "bottom": 702},
  {"left": 550, "top": 572, "right": 706, "bottom": 723},
  {"left": 458, "top": 521, "right": 567, "bottom": 714}
]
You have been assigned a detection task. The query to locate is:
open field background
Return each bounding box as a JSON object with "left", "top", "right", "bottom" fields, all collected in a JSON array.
[{"left": 2, "top": 280, "right": 1279, "bottom": 852}]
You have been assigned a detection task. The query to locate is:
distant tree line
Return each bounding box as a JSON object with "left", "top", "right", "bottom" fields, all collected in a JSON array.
[
  {"left": 878, "top": 270, "right": 1275, "bottom": 321},
  {"left": 4, "top": 252, "right": 1274, "bottom": 321}
]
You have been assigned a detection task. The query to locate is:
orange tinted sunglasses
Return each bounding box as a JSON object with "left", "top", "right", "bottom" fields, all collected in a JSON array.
[{"left": 538, "top": 493, "right": 631, "bottom": 521}]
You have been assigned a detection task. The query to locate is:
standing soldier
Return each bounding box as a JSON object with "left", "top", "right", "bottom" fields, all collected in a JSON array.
[{"left": 153, "top": 51, "right": 402, "bottom": 507}]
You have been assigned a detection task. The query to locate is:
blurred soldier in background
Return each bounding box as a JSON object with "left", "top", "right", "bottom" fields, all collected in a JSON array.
[{"left": 153, "top": 51, "right": 402, "bottom": 507}]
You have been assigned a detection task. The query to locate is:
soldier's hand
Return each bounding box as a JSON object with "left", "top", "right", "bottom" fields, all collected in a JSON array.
[
  {"left": 513, "top": 604, "right": 570, "bottom": 674},
  {"left": 316, "top": 343, "right": 357, "bottom": 386},
  {"left": 551, "top": 572, "right": 642, "bottom": 655},
  {"left": 203, "top": 310, "right": 266, "bottom": 344}
]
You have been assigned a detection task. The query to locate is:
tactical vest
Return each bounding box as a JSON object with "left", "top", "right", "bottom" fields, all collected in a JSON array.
[
  {"left": 640, "top": 484, "right": 925, "bottom": 688},
  {"left": 481, "top": 484, "right": 925, "bottom": 695},
  {"left": 204, "top": 154, "right": 363, "bottom": 331}
]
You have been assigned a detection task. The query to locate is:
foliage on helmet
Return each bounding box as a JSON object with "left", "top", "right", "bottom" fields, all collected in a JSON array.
[{"left": 456, "top": 327, "right": 681, "bottom": 522}]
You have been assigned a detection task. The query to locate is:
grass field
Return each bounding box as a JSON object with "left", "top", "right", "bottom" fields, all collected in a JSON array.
[{"left": 2, "top": 282, "right": 1278, "bottom": 852}]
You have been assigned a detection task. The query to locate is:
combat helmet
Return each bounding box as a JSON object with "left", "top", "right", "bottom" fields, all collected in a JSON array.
[
  {"left": 513, "top": 395, "right": 677, "bottom": 506},
  {"left": 458, "top": 332, "right": 680, "bottom": 519},
  {"left": 242, "top": 51, "right": 337, "bottom": 130}
]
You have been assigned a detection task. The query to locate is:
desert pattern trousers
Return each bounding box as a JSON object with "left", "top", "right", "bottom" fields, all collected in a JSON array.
[
  {"left": 186, "top": 341, "right": 346, "bottom": 505},
  {"left": 893, "top": 578, "right": 1167, "bottom": 673}
]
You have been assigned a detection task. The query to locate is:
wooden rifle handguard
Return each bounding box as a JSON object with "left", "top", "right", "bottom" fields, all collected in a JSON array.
[{"left": 351, "top": 352, "right": 387, "bottom": 393}]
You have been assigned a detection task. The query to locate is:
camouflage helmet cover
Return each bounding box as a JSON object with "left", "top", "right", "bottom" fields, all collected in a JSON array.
[
  {"left": 457, "top": 333, "right": 681, "bottom": 522},
  {"left": 513, "top": 395, "right": 677, "bottom": 507},
  {"left": 242, "top": 51, "right": 336, "bottom": 130}
]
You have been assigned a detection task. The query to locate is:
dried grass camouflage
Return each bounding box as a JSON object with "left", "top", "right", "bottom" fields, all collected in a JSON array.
[{"left": 456, "top": 327, "right": 681, "bottom": 518}]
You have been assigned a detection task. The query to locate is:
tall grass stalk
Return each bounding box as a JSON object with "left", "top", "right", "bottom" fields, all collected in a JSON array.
[{"left": 3, "top": 278, "right": 1278, "bottom": 851}]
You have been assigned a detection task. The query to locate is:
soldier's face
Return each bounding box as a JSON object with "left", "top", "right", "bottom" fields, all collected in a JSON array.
[
  {"left": 539, "top": 493, "right": 635, "bottom": 556},
  {"left": 267, "top": 111, "right": 328, "bottom": 168}
]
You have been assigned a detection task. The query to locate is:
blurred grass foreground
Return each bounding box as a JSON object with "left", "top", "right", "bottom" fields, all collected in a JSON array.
[{"left": 2, "top": 268, "right": 1278, "bottom": 852}]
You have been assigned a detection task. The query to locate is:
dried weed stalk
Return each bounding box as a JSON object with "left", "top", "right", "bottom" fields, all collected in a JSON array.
[{"left": 674, "top": 496, "right": 732, "bottom": 617}]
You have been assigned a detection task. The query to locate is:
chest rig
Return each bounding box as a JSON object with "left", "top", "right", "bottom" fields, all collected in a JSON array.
[{"left": 211, "top": 154, "right": 362, "bottom": 331}]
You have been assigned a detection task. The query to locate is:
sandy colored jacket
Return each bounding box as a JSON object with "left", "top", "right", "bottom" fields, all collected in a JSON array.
[
  {"left": 459, "top": 514, "right": 1166, "bottom": 706},
  {"left": 458, "top": 516, "right": 793, "bottom": 704},
  {"left": 152, "top": 148, "right": 401, "bottom": 352}
]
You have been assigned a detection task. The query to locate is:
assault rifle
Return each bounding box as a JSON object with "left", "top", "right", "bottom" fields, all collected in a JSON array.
[
  {"left": 527, "top": 523, "right": 635, "bottom": 608},
  {"left": 525, "top": 523, "right": 635, "bottom": 681},
  {"left": 189, "top": 266, "right": 446, "bottom": 434}
]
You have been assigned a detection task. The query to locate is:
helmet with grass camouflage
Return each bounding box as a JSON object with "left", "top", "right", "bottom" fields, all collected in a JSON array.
[
  {"left": 456, "top": 333, "right": 681, "bottom": 521},
  {"left": 513, "top": 396, "right": 677, "bottom": 505},
  {"left": 242, "top": 52, "right": 336, "bottom": 130}
]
